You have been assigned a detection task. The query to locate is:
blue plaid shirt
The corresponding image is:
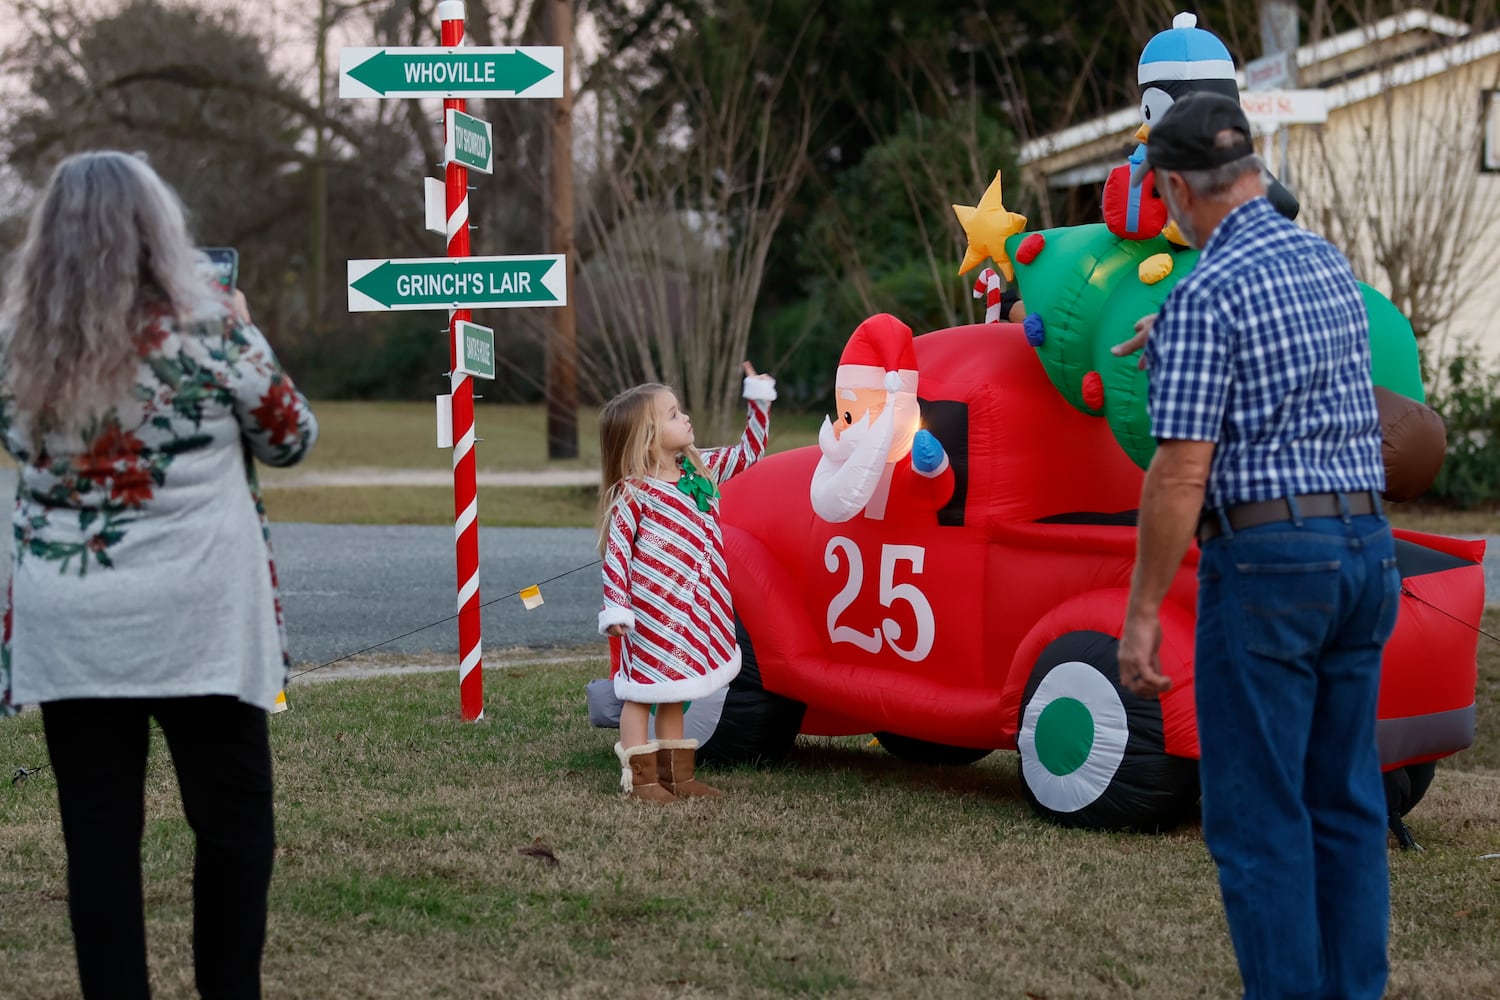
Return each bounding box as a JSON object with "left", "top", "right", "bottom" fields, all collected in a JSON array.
[{"left": 1145, "top": 197, "right": 1385, "bottom": 510}]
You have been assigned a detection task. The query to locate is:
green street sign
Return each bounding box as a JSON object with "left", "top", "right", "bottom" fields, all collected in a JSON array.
[
  {"left": 347, "top": 255, "right": 567, "bottom": 312},
  {"left": 339, "top": 46, "right": 562, "bottom": 99},
  {"left": 455, "top": 321, "right": 496, "bottom": 380},
  {"left": 444, "top": 110, "right": 493, "bottom": 174}
]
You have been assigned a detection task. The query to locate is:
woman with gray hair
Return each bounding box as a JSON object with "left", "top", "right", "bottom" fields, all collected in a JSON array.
[{"left": 0, "top": 151, "right": 316, "bottom": 999}]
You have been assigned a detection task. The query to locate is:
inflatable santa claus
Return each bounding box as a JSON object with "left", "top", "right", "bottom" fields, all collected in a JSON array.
[{"left": 810, "top": 314, "right": 955, "bottom": 523}]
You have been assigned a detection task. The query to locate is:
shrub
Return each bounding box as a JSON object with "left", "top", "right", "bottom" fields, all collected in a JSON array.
[{"left": 1424, "top": 338, "right": 1500, "bottom": 509}]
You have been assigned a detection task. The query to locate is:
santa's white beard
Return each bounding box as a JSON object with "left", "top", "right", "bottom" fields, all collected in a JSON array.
[{"left": 809, "top": 401, "right": 897, "bottom": 523}]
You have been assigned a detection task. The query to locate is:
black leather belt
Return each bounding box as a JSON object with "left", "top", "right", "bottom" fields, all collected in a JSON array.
[{"left": 1198, "top": 491, "right": 1379, "bottom": 542}]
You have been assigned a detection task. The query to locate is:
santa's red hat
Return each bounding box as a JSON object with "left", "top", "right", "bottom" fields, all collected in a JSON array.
[{"left": 836, "top": 314, "right": 919, "bottom": 394}]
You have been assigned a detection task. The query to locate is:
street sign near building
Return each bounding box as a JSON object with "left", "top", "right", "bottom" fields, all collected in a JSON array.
[
  {"left": 1240, "top": 89, "right": 1327, "bottom": 126},
  {"left": 1245, "top": 51, "right": 1296, "bottom": 91}
]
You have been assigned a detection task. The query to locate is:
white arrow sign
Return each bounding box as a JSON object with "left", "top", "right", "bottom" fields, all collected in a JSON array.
[
  {"left": 1240, "top": 89, "right": 1327, "bottom": 126},
  {"left": 339, "top": 46, "right": 563, "bottom": 99},
  {"left": 347, "top": 255, "right": 568, "bottom": 312}
]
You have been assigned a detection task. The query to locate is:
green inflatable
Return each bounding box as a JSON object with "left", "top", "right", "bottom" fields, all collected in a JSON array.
[{"left": 1002, "top": 225, "right": 1426, "bottom": 469}]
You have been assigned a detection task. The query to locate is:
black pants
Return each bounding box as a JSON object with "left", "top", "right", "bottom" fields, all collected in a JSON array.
[{"left": 41, "top": 696, "right": 275, "bottom": 1000}]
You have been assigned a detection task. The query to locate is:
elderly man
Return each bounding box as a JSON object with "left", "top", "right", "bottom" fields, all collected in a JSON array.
[{"left": 1115, "top": 93, "right": 1398, "bottom": 999}]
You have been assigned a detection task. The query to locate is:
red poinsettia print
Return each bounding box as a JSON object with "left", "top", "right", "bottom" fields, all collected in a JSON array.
[
  {"left": 110, "top": 466, "right": 155, "bottom": 508},
  {"left": 251, "top": 380, "right": 302, "bottom": 446},
  {"left": 78, "top": 423, "right": 148, "bottom": 484},
  {"left": 136, "top": 321, "right": 170, "bottom": 357}
]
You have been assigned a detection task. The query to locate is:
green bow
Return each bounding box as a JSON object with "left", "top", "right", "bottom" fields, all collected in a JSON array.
[{"left": 675, "top": 462, "right": 719, "bottom": 512}]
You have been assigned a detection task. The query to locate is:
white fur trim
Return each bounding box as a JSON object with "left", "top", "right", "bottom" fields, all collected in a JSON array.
[
  {"left": 742, "top": 376, "right": 778, "bottom": 402},
  {"left": 655, "top": 738, "right": 700, "bottom": 750},
  {"left": 618, "top": 740, "right": 660, "bottom": 760},
  {"left": 615, "top": 741, "right": 632, "bottom": 792},
  {"left": 836, "top": 364, "right": 918, "bottom": 393},
  {"left": 615, "top": 740, "right": 659, "bottom": 793},
  {"left": 613, "top": 647, "right": 741, "bottom": 703},
  {"left": 1138, "top": 58, "right": 1236, "bottom": 84},
  {"left": 598, "top": 606, "right": 636, "bottom": 635},
  {"left": 915, "top": 453, "right": 950, "bottom": 479}
]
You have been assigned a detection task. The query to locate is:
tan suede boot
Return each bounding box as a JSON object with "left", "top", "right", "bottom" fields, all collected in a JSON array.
[
  {"left": 615, "top": 741, "right": 678, "bottom": 803},
  {"left": 655, "top": 738, "right": 723, "bottom": 799}
]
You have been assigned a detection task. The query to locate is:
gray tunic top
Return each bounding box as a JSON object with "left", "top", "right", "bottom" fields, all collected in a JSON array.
[{"left": 1, "top": 299, "right": 317, "bottom": 714}]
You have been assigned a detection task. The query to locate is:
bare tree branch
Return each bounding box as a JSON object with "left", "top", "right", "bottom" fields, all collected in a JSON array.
[{"left": 575, "top": 1, "right": 826, "bottom": 436}]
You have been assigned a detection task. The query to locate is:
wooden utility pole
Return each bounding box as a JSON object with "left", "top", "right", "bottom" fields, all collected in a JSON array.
[
  {"left": 311, "top": 0, "right": 330, "bottom": 326},
  {"left": 545, "top": 0, "right": 579, "bottom": 458}
]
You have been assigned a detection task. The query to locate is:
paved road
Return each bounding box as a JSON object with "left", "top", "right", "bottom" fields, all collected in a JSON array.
[
  {"left": 266, "top": 524, "right": 1500, "bottom": 666},
  {"left": 272, "top": 523, "right": 603, "bottom": 666}
]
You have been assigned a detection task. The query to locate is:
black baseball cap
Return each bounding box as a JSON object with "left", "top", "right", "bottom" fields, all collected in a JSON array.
[{"left": 1131, "top": 92, "right": 1255, "bottom": 185}]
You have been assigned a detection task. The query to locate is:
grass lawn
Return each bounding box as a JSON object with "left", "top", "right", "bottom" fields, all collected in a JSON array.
[
  {"left": 262, "top": 484, "right": 602, "bottom": 528},
  {"left": 2, "top": 615, "right": 1497, "bottom": 998},
  {"left": 256, "top": 401, "right": 827, "bottom": 478},
  {"left": 258, "top": 402, "right": 826, "bottom": 527},
  {"left": 256, "top": 401, "right": 599, "bottom": 476}
]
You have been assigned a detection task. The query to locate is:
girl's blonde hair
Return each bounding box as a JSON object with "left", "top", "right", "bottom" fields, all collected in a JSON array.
[
  {"left": 596, "top": 382, "right": 712, "bottom": 553},
  {"left": 0, "top": 151, "right": 224, "bottom": 444}
]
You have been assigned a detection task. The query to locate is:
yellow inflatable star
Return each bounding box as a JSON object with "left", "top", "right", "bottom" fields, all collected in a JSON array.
[{"left": 953, "top": 171, "right": 1028, "bottom": 281}]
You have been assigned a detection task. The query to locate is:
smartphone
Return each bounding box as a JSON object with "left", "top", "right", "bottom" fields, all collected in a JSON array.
[{"left": 202, "top": 247, "right": 239, "bottom": 291}]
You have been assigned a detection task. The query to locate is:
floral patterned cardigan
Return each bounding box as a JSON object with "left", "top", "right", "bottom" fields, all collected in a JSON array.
[{"left": 1, "top": 299, "right": 317, "bottom": 716}]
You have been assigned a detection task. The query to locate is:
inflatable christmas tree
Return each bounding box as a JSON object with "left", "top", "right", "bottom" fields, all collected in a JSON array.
[{"left": 995, "top": 220, "right": 1425, "bottom": 469}]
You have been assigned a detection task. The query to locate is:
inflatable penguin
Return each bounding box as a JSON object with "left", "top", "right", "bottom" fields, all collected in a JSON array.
[{"left": 1102, "top": 11, "right": 1300, "bottom": 242}]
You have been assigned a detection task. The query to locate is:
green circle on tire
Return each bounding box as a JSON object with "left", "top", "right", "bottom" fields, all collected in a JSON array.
[
  {"left": 1017, "top": 629, "right": 1200, "bottom": 831},
  {"left": 1034, "top": 697, "right": 1095, "bottom": 776}
]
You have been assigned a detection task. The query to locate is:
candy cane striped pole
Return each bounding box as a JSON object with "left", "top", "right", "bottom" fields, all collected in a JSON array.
[
  {"left": 973, "top": 267, "right": 1004, "bottom": 324},
  {"left": 440, "top": 0, "right": 484, "bottom": 721}
]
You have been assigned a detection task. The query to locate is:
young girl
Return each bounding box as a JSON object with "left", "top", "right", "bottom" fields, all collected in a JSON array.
[{"left": 598, "top": 362, "right": 776, "bottom": 802}]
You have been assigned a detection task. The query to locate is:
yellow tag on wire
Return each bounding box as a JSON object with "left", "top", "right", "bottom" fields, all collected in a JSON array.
[{"left": 520, "top": 585, "right": 544, "bottom": 610}]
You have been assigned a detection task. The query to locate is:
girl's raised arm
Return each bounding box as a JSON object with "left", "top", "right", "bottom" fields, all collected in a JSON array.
[{"left": 701, "top": 363, "right": 776, "bottom": 484}]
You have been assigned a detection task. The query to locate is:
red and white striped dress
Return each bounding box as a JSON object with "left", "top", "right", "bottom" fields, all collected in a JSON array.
[{"left": 599, "top": 387, "right": 773, "bottom": 703}]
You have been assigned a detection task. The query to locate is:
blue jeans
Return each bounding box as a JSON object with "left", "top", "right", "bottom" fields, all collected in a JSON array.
[{"left": 1196, "top": 512, "right": 1399, "bottom": 1000}]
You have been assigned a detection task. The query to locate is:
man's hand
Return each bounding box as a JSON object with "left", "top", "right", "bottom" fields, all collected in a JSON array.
[
  {"left": 1118, "top": 609, "right": 1172, "bottom": 698},
  {"left": 606, "top": 624, "right": 627, "bottom": 637},
  {"left": 1118, "top": 439, "right": 1210, "bottom": 700},
  {"left": 1112, "top": 313, "right": 1155, "bottom": 370}
]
